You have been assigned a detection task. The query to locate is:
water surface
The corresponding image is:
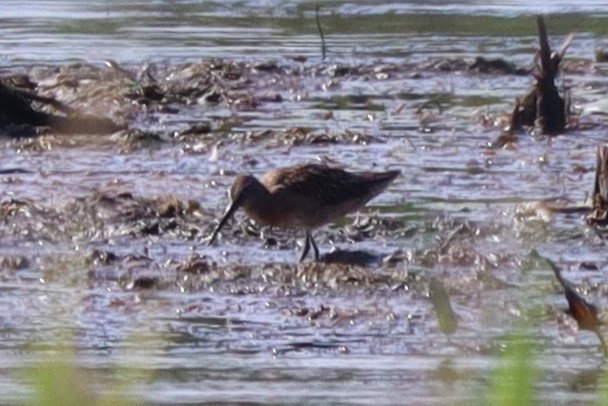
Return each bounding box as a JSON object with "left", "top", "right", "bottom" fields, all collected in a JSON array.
[{"left": 1, "top": 1, "right": 608, "bottom": 404}]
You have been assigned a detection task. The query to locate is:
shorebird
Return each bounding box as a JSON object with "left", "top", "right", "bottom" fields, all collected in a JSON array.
[{"left": 208, "top": 163, "right": 400, "bottom": 262}]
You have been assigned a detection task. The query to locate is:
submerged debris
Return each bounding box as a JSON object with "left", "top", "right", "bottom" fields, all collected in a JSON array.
[
  {"left": 468, "top": 56, "right": 529, "bottom": 75},
  {"left": 85, "top": 249, "right": 119, "bottom": 266},
  {"left": 320, "top": 249, "right": 380, "bottom": 267},
  {"left": 0, "top": 255, "right": 29, "bottom": 270},
  {"left": 0, "top": 76, "right": 122, "bottom": 136},
  {"left": 176, "top": 254, "right": 213, "bottom": 274},
  {"left": 127, "top": 276, "right": 161, "bottom": 290}
]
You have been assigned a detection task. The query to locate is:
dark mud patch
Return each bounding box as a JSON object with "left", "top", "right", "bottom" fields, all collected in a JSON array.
[
  {"left": 1, "top": 186, "right": 517, "bottom": 300},
  {"left": 0, "top": 192, "right": 210, "bottom": 244},
  {"left": 6, "top": 54, "right": 602, "bottom": 146}
]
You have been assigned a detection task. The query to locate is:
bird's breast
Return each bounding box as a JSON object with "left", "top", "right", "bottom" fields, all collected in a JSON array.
[{"left": 243, "top": 204, "right": 299, "bottom": 228}]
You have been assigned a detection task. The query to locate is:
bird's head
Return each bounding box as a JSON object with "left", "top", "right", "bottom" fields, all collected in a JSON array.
[{"left": 208, "top": 175, "right": 260, "bottom": 245}]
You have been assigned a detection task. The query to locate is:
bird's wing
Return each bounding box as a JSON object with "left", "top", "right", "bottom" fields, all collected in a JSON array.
[{"left": 265, "top": 164, "right": 388, "bottom": 207}]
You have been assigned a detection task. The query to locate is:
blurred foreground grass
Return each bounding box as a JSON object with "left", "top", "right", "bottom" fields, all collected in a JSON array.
[
  {"left": 29, "top": 348, "right": 135, "bottom": 406},
  {"left": 26, "top": 337, "right": 608, "bottom": 405},
  {"left": 483, "top": 334, "right": 537, "bottom": 406}
]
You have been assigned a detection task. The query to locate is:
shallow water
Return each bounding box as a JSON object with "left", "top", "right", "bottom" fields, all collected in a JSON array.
[{"left": 2, "top": 1, "right": 608, "bottom": 404}]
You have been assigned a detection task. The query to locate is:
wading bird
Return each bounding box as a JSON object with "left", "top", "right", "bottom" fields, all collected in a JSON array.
[{"left": 208, "top": 163, "right": 400, "bottom": 262}]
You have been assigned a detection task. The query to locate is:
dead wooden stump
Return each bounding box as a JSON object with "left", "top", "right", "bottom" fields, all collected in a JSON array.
[
  {"left": 509, "top": 16, "right": 573, "bottom": 135},
  {"left": 587, "top": 146, "right": 608, "bottom": 226}
]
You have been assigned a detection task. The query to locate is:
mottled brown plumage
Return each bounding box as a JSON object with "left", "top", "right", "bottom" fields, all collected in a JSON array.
[{"left": 208, "top": 163, "right": 400, "bottom": 262}]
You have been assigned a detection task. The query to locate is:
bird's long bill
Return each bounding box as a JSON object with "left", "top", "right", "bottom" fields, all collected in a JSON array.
[{"left": 208, "top": 197, "right": 241, "bottom": 245}]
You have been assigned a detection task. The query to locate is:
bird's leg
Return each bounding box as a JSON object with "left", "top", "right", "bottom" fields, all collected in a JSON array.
[
  {"left": 299, "top": 232, "right": 311, "bottom": 263},
  {"left": 309, "top": 232, "right": 320, "bottom": 262}
]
